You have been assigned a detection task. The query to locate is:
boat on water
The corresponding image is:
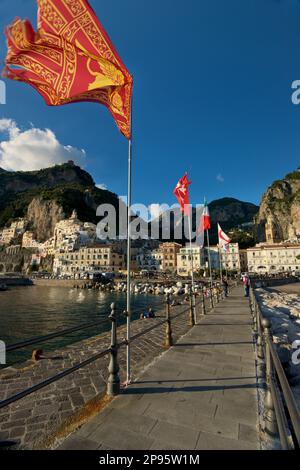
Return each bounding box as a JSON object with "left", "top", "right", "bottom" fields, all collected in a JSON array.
[{"left": 0, "top": 284, "right": 8, "bottom": 291}]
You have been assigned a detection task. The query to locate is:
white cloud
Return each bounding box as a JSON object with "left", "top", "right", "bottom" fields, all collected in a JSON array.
[
  {"left": 0, "top": 119, "right": 86, "bottom": 171},
  {"left": 96, "top": 183, "right": 108, "bottom": 190},
  {"left": 216, "top": 173, "right": 225, "bottom": 183},
  {"left": 149, "top": 204, "right": 164, "bottom": 221}
]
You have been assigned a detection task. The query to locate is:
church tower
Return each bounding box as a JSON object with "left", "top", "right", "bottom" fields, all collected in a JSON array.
[{"left": 265, "top": 217, "right": 281, "bottom": 244}]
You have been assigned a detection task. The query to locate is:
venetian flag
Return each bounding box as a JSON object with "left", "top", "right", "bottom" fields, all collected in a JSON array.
[
  {"left": 218, "top": 223, "right": 231, "bottom": 251},
  {"left": 3, "top": 0, "right": 133, "bottom": 139},
  {"left": 173, "top": 173, "right": 192, "bottom": 216}
]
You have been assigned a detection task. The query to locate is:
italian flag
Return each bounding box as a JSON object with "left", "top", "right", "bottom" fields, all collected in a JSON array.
[
  {"left": 198, "top": 199, "right": 211, "bottom": 234},
  {"left": 203, "top": 200, "right": 211, "bottom": 231}
]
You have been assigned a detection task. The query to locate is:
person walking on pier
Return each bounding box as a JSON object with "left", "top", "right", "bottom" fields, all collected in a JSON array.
[
  {"left": 243, "top": 275, "right": 250, "bottom": 297},
  {"left": 222, "top": 278, "right": 229, "bottom": 297}
]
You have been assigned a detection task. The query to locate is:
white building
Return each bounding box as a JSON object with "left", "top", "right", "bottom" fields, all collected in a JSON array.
[
  {"left": 0, "top": 218, "right": 26, "bottom": 245},
  {"left": 54, "top": 210, "right": 84, "bottom": 249},
  {"left": 136, "top": 249, "right": 161, "bottom": 271},
  {"left": 247, "top": 244, "right": 300, "bottom": 274},
  {"left": 221, "top": 243, "right": 241, "bottom": 272},
  {"left": 22, "top": 231, "right": 41, "bottom": 249},
  {"left": 177, "top": 245, "right": 203, "bottom": 277}
]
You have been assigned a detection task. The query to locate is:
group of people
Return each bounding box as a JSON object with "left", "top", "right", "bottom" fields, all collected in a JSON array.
[{"left": 139, "top": 275, "right": 251, "bottom": 320}]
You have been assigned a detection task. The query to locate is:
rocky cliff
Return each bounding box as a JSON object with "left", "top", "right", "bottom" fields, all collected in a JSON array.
[
  {"left": 256, "top": 168, "right": 300, "bottom": 242},
  {"left": 26, "top": 198, "right": 65, "bottom": 242},
  {"left": 0, "top": 162, "right": 120, "bottom": 241}
]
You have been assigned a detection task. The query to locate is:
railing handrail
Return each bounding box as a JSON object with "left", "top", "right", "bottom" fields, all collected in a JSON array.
[
  {"left": 6, "top": 318, "right": 110, "bottom": 352},
  {"left": 251, "top": 286, "right": 300, "bottom": 449},
  {"left": 267, "top": 337, "right": 300, "bottom": 443}
]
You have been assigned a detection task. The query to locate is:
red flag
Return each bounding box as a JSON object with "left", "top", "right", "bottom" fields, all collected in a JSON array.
[
  {"left": 3, "top": 0, "right": 133, "bottom": 139},
  {"left": 173, "top": 173, "right": 191, "bottom": 216}
]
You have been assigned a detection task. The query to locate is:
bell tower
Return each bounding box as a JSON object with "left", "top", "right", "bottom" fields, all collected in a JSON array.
[{"left": 265, "top": 217, "right": 281, "bottom": 244}]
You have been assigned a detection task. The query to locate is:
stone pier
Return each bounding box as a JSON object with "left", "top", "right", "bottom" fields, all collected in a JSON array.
[{"left": 58, "top": 286, "right": 260, "bottom": 450}]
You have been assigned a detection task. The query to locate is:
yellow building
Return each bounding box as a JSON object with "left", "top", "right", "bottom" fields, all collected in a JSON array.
[
  {"left": 53, "top": 244, "right": 125, "bottom": 276},
  {"left": 159, "top": 242, "right": 182, "bottom": 272}
]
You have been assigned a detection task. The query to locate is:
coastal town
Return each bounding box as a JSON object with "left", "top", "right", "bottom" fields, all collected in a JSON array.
[
  {"left": 1, "top": 0, "right": 300, "bottom": 459},
  {"left": 1, "top": 209, "right": 300, "bottom": 279}
]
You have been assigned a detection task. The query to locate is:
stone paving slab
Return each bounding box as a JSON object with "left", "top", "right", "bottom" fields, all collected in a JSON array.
[{"left": 58, "top": 287, "right": 261, "bottom": 450}]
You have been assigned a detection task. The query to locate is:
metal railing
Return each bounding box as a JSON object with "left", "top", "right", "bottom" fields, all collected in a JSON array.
[
  {"left": 249, "top": 287, "right": 300, "bottom": 450},
  {"left": 0, "top": 284, "right": 229, "bottom": 411}
]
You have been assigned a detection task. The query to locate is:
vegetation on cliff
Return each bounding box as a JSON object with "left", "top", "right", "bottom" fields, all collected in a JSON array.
[
  {"left": 0, "top": 162, "right": 119, "bottom": 233},
  {"left": 256, "top": 167, "right": 300, "bottom": 241}
]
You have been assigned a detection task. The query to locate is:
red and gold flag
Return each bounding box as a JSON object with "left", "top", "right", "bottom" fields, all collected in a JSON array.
[{"left": 3, "top": 0, "right": 133, "bottom": 139}]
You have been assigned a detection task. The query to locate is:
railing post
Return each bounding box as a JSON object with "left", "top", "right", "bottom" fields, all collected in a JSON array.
[
  {"left": 262, "top": 318, "right": 278, "bottom": 437},
  {"left": 189, "top": 288, "right": 195, "bottom": 326},
  {"left": 209, "top": 286, "right": 214, "bottom": 309},
  {"left": 256, "top": 303, "right": 264, "bottom": 360},
  {"left": 221, "top": 284, "right": 225, "bottom": 299},
  {"left": 201, "top": 287, "right": 206, "bottom": 315},
  {"left": 253, "top": 299, "right": 258, "bottom": 335},
  {"left": 165, "top": 293, "right": 173, "bottom": 348},
  {"left": 192, "top": 290, "right": 197, "bottom": 325},
  {"left": 107, "top": 303, "right": 120, "bottom": 396}
]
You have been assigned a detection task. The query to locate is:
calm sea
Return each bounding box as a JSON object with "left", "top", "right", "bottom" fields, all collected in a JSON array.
[{"left": 0, "top": 285, "right": 164, "bottom": 367}]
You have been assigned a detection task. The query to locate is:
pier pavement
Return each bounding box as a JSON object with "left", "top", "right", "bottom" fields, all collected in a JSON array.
[{"left": 58, "top": 287, "right": 260, "bottom": 450}]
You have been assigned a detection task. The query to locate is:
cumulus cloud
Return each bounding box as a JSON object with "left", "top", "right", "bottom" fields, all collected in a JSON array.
[
  {"left": 0, "top": 119, "right": 86, "bottom": 171},
  {"left": 96, "top": 183, "right": 108, "bottom": 190},
  {"left": 149, "top": 204, "right": 164, "bottom": 221},
  {"left": 216, "top": 173, "right": 225, "bottom": 183}
]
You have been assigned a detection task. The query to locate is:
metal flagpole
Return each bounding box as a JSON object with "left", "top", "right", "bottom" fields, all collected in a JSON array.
[
  {"left": 188, "top": 212, "right": 196, "bottom": 323},
  {"left": 126, "top": 102, "right": 133, "bottom": 385},
  {"left": 219, "top": 245, "right": 223, "bottom": 282},
  {"left": 206, "top": 229, "right": 213, "bottom": 290}
]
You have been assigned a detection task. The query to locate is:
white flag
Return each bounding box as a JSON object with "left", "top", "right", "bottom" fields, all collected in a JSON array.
[{"left": 218, "top": 223, "right": 231, "bottom": 251}]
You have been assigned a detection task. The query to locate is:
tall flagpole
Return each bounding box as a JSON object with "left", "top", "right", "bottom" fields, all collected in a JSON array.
[
  {"left": 206, "top": 229, "right": 213, "bottom": 291},
  {"left": 126, "top": 102, "right": 133, "bottom": 385},
  {"left": 188, "top": 212, "right": 196, "bottom": 323},
  {"left": 219, "top": 245, "right": 223, "bottom": 282}
]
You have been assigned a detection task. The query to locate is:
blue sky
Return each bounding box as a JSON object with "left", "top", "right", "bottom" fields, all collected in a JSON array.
[{"left": 1, "top": 0, "right": 300, "bottom": 208}]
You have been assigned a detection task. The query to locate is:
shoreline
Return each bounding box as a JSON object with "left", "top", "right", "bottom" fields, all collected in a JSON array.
[{"left": 32, "top": 278, "right": 86, "bottom": 288}]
